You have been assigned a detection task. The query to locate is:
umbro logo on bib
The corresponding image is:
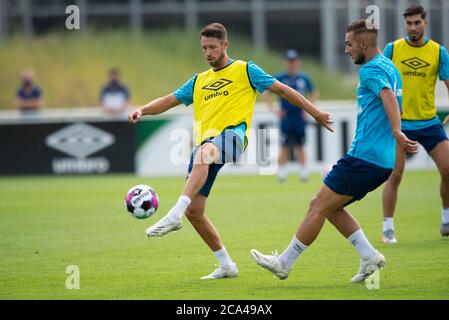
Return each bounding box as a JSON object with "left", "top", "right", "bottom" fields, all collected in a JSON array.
[
  {"left": 202, "top": 79, "right": 233, "bottom": 91},
  {"left": 401, "top": 57, "right": 430, "bottom": 78},
  {"left": 401, "top": 57, "right": 430, "bottom": 70}
]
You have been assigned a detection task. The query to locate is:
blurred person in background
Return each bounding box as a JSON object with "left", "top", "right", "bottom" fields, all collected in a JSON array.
[
  {"left": 15, "top": 69, "right": 43, "bottom": 115},
  {"left": 100, "top": 68, "right": 130, "bottom": 114},
  {"left": 264, "top": 49, "right": 319, "bottom": 183}
]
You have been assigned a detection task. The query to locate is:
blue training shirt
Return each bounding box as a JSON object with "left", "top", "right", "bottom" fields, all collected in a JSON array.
[
  {"left": 275, "top": 72, "right": 315, "bottom": 129},
  {"left": 348, "top": 54, "right": 403, "bottom": 169},
  {"left": 17, "top": 86, "right": 42, "bottom": 100},
  {"left": 383, "top": 37, "right": 449, "bottom": 131},
  {"left": 173, "top": 59, "right": 276, "bottom": 144}
]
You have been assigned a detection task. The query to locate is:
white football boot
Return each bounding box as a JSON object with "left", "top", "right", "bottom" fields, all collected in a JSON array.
[
  {"left": 145, "top": 215, "right": 182, "bottom": 238},
  {"left": 250, "top": 249, "right": 290, "bottom": 280},
  {"left": 351, "top": 251, "right": 386, "bottom": 283},
  {"left": 200, "top": 263, "right": 238, "bottom": 280},
  {"left": 382, "top": 229, "right": 397, "bottom": 244}
]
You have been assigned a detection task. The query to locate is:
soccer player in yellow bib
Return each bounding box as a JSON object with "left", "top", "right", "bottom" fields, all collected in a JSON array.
[
  {"left": 381, "top": 5, "right": 449, "bottom": 243},
  {"left": 128, "top": 23, "right": 333, "bottom": 280}
]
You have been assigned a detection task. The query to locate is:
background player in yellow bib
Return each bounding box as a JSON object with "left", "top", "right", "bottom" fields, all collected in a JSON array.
[
  {"left": 128, "top": 23, "right": 333, "bottom": 280},
  {"left": 381, "top": 5, "right": 449, "bottom": 243}
]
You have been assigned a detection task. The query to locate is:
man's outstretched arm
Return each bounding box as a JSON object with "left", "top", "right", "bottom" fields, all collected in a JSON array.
[
  {"left": 267, "top": 80, "right": 334, "bottom": 132},
  {"left": 129, "top": 94, "right": 181, "bottom": 124}
]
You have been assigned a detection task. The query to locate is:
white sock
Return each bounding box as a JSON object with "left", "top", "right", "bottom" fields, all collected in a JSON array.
[
  {"left": 166, "top": 195, "right": 191, "bottom": 221},
  {"left": 347, "top": 229, "right": 377, "bottom": 260},
  {"left": 214, "top": 247, "right": 234, "bottom": 268},
  {"left": 442, "top": 208, "right": 449, "bottom": 224},
  {"left": 298, "top": 165, "right": 309, "bottom": 179},
  {"left": 278, "top": 165, "right": 287, "bottom": 180},
  {"left": 383, "top": 217, "right": 394, "bottom": 232},
  {"left": 279, "top": 236, "right": 308, "bottom": 269}
]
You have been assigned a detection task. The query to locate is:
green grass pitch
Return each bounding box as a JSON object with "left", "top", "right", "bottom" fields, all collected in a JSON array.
[{"left": 0, "top": 171, "right": 448, "bottom": 300}]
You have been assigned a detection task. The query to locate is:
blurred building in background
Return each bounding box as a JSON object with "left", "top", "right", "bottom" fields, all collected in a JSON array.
[
  {"left": 0, "top": 0, "right": 448, "bottom": 71},
  {"left": 0, "top": 0, "right": 447, "bottom": 175}
]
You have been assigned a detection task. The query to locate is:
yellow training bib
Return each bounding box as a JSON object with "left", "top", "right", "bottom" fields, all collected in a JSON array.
[
  {"left": 391, "top": 38, "right": 440, "bottom": 120},
  {"left": 192, "top": 60, "right": 257, "bottom": 146}
]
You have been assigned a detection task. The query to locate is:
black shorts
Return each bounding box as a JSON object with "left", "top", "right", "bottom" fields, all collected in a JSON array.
[
  {"left": 280, "top": 128, "right": 306, "bottom": 146},
  {"left": 324, "top": 154, "right": 392, "bottom": 206},
  {"left": 403, "top": 124, "right": 448, "bottom": 154}
]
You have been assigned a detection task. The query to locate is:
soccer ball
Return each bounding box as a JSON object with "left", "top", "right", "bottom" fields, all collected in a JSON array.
[{"left": 125, "top": 185, "right": 159, "bottom": 219}]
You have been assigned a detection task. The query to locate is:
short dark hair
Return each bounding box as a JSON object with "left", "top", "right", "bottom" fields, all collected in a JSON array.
[
  {"left": 200, "top": 23, "right": 227, "bottom": 41},
  {"left": 346, "top": 19, "right": 378, "bottom": 36},
  {"left": 403, "top": 5, "right": 427, "bottom": 20}
]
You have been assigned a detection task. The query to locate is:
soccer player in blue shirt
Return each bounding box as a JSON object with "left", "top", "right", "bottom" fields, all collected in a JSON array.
[
  {"left": 251, "top": 20, "right": 418, "bottom": 283},
  {"left": 265, "top": 49, "right": 319, "bottom": 183}
]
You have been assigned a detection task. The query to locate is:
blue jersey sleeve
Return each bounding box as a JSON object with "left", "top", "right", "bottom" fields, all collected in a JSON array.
[
  {"left": 383, "top": 42, "right": 394, "bottom": 60},
  {"left": 360, "top": 65, "right": 392, "bottom": 96},
  {"left": 273, "top": 72, "right": 284, "bottom": 81},
  {"left": 439, "top": 46, "right": 449, "bottom": 81},
  {"left": 247, "top": 61, "right": 276, "bottom": 93},
  {"left": 173, "top": 75, "right": 197, "bottom": 106}
]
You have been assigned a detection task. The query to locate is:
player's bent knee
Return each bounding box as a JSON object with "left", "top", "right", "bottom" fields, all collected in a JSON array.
[
  {"left": 198, "top": 144, "right": 218, "bottom": 165},
  {"left": 308, "top": 197, "right": 331, "bottom": 217},
  {"left": 308, "top": 198, "right": 321, "bottom": 214}
]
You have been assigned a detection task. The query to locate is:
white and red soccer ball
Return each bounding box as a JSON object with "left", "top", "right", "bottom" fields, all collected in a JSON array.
[{"left": 125, "top": 185, "right": 159, "bottom": 219}]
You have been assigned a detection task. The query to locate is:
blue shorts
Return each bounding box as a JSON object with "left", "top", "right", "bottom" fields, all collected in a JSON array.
[
  {"left": 403, "top": 124, "right": 448, "bottom": 154},
  {"left": 280, "top": 127, "right": 306, "bottom": 146},
  {"left": 187, "top": 129, "right": 244, "bottom": 197},
  {"left": 324, "top": 154, "right": 392, "bottom": 205}
]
